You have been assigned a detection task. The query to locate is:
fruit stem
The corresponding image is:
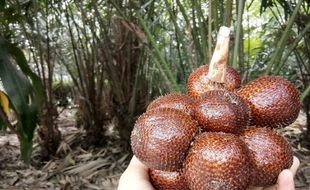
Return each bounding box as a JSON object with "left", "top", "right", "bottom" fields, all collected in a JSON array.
[{"left": 207, "top": 26, "right": 230, "bottom": 83}]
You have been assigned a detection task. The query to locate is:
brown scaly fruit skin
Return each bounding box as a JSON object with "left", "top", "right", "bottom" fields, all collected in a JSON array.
[
  {"left": 147, "top": 93, "right": 193, "bottom": 115},
  {"left": 238, "top": 76, "right": 300, "bottom": 128},
  {"left": 183, "top": 132, "right": 251, "bottom": 190},
  {"left": 239, "top": 127, "right": 293, "bottom": 186},
  {"left": 187, "top": 65, "right": 241, "bottom": 97},
  {"left": 149, "top": 169, "right": 190, "bottom": 190},
  {"left": 131, "top": 108, "right": 198, "bottom": 171},
  {"left": 192, "top": 90, "right": 250, "bottom": 134}
]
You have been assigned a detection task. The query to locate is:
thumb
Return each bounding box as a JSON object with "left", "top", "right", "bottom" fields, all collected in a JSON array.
[{"left": 276, "top": 169, "right": 294, "bottom": 190}]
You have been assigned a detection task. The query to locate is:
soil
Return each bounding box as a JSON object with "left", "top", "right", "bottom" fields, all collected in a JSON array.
[{"left": 0, "top": 108, "right": 309, "bottom": 190}]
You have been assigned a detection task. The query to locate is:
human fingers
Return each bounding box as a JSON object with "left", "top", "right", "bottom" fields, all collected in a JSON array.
[
  {"left": 276, "top": 169, "right": 295, "bottom": 190},
  {"left": 248, "top": 156, "right": 300, "bottom": 190},
  {"left": 118, "top": 156, "right": 155, "bottom": 190},
  {"left": 275, "top": 156, "right": 300, "bottom": 190},
  {"left": 289, "top": 156, "right": 300, "bottom": 176}
]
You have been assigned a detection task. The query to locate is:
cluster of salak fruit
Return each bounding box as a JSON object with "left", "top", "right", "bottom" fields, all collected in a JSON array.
[{"left": 130, "top": 27, "right": 300, "bottom": 190}]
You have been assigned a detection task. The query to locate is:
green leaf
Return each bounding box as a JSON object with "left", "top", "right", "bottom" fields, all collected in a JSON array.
[
  {"left": 17, "top": 105, "right": 37, "bottom": 163},
  {"left": 0, "top": 41, "right": 30, "bottom": 115},
  {"left": 0, "top": 0, "right": 6, "bottom": 12},
  {"left": 0, "top": 118, "right": 5, "bottom": 130},
  {"left": 0, "top": 37, "right": 40, "bottom": 164},
  {"left": 20, "top": 105, "right": 38, "bottom": 142},
  {"left": 18, "top": 124, "right": 33, "bottom": 164},
  {"left": 7, "top": 43, "right": 44, "bottom": 108}
]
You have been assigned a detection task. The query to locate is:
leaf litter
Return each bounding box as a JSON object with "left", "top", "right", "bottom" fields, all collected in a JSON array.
[{"left": 0, "top": 108, "right": 130, "bottom": 190}]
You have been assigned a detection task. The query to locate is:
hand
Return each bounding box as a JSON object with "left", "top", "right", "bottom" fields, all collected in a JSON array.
[
  {"left": 118, "top": 156, "right": 300, "bottom": 190},
  {"left": 249, "top": 156, "right": 300, "bottom": 190},
  {"left": 118, "top": 156, "right": 155, "bottom": 190}
]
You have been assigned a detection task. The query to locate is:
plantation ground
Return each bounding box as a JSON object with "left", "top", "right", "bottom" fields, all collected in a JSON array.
[{"left": 0, "top": 109, "right": 309, "bottom": 190}]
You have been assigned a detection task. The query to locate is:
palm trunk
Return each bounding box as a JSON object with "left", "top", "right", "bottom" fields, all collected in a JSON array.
[
  {"left": 305, "top": 97, "right": 310, "bottom": 144},
  {"left": 38, "top": 105, "right": 61, "bottom": 159}
]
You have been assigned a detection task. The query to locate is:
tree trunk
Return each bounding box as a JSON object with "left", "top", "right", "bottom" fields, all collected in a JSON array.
[
  {"left": 78, "top": 95, "right": 109, "bottom": 146},
  {"left": 84, "top": 112, "right": 107, "bottom": 146},
  {"left": 113, "top": 103, "right": 134, "bottom": 151},
  {"left": 37, "top": 105, "right": 61, "bottom": 160},
  {"left": 85, "top": 123, "right": 106, "bottom": 146},
  {"left": 304, "top": 102, "right": 310, "bottom": 144}
]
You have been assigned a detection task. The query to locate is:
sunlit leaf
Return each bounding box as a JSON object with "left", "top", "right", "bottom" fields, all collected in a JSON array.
[{"left": 0, "top": 90, "right": 9, "bottom": 114}]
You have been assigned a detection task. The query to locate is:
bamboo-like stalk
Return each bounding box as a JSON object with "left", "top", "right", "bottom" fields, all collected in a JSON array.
[
  {"left": 208, "top": 0, "right": 213, "bottom": 62},
  {"left": 45, "top": 0, "right": 53, "bottom": 111},
  {"left": 94, "top": 1, "right": 128, "bottom": 103},
  {"left": 274, "top": 21, "right": 310, "bottom": 74},
  {"left": 232, "top": 0, "right": 245, "bottom": 69},
  {"left": 128, "top": 51, "right": 144, "bottom": 115},
  {"left": 244, "top": 1, "right": 251, "bottom": 83},
  {"left": 64, "top": 5, "right": 87, "bottom": 98},
  {"left": 224, "top": 0, "right": 233, "bottom": 27},
  {"left": 176, "top": 0, "right": 189, "bottom": 25},
  {"left": 136, "top": 12, "right": 180, "bottom": 92},
  {"left": 163, "top": 0, "right": 191, "bottom": 71},
  {"left": 194, "top": 0, "right": 208, "bottom": 64},
  {"left": 265, "top": 0, "right": 303, "bottom": 75},
  {"left": 212, "top": 0, "right": 219, "bottom": 30},
  {"left": 34, "top": 1, "right": 48, "bottom": 109},
  {"left": 175, "top": 0, "right": 200, "bottom": 71},
  {"left": 302, "top": 84, "right": 310, "bottom": 102},
  {"left": 111, "top": 0, "right": 180, "bottom": 91},
  {"left": 191, "top": 1, "right": 204, "bottom": 63}
]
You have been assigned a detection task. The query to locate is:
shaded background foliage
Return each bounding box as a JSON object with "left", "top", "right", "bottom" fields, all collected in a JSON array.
[{"left": 0, "top": 0, "right": 309, "bottom": 165}]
